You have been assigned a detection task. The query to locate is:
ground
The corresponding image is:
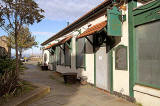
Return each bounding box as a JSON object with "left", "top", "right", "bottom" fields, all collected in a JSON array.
[{"left": 21, "top": 61, "right": 137, "bottom": 106}]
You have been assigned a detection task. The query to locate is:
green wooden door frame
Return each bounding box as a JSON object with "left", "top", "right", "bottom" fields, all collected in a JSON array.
[
  {"left": 109, "top": 50, "right": 113, "bottom": 93},
  {"left": 128, "top": 0, "right": 137, "bottom": 98}
]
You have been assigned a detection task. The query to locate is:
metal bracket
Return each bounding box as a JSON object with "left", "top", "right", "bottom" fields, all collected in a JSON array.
[
  {"left": 59, "top": 45, "right": 65, "bottom": 51},
  {"left": 65, "top": 42, "right": 71, "bottom": 49},
  {"left": 85, "top": 36, "right": 93, "bottom": 46},
  {"left": 48, "top": 48, "right": 55, "bottom": 54}
]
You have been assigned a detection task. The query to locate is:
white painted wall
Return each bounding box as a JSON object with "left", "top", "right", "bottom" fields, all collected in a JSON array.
[
  {"left": 112, "top": 4, "right": 130, "bottom": 96},
  {"left": 134, "top": 85, "right": 160, "bottom": 106},
  {"left": 55, "top": 13, "right": 107, "bottom": 84},
  {"left": 42, "top": 50, "right": 50, "bottom": 65}
]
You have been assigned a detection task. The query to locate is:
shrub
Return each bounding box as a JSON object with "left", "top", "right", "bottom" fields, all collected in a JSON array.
[{"left": 0, "top": 56, "right": 21, "bottom": 97}]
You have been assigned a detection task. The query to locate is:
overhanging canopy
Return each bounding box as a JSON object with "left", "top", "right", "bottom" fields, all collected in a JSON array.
[
  {"left": 58, "top": 36, "right": 72, "bottom": 45},
  {"left": 44, "top": 36, "right": 72, "bottom": 50},
  {"left": 44, "top": 43, "right": 58, "bottom": 50},
  {"left": 76, "top": 21, "right": 107, "bottom": 39}
]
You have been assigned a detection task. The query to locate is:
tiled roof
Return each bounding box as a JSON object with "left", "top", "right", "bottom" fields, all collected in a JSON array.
[
  {"left": 58, "top": 36, "right": 72, "bottom": 45},
  {"left": 44, "top": 43, "right": 58, "bottom": 50},
  {"left": 77, "top": 21, "right": 107, "bottom": 39},
  {"left": 41, "top": 0, "right": 111, "bottom": 46},
  {"left": 44, "top": 36, "right": 72, "bottom": 50}
]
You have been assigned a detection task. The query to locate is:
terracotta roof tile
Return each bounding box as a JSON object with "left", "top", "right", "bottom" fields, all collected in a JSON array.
[
  {"left": 41, "top": 0, "right": 111, "bottom": 46},
  {"left": 77, "top": 21, "right": 107, "bottom": 39},
  {"left": 44, "top": 43, "right": 58, "bottom": 50},
  {"left": 44, "top": 36, "right": 72, "bottom": 50},
  {"left": 58, "top": 36, "right": 72, "bottom": 45}
]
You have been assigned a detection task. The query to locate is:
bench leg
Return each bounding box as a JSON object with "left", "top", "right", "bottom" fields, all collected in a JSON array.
[{"left": 63, "top": 76, "right": 67, "bottom": 83}]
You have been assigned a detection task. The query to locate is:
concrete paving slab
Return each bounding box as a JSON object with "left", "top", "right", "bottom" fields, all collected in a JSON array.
[{"left": 21, "top": 61, "right": 137, "bottom": 106}]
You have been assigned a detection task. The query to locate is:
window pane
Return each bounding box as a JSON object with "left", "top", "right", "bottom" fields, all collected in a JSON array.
[
  {"left": 60, "top": 45, "right": 65, "bottom": 65},
  {"left": 76, "top": 38, "right": 85, "bottom": 67},
  {"left": 136, "top": 20, "right": 160, "bottom": 86},
  {"left": 57, "top": 47, "right": 61, "bottom": 65},
  {"left": 65, "top": 42, "right": 71, "bottom": 66}
]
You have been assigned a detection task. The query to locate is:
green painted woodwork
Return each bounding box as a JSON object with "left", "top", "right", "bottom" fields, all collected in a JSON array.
[
  {"left": 133, "top": 0, "right": 160, "bottom": 15},
  {"left": 49, "top": 47, "right": 55, "bottom": 55},
  {"left": 65, "top": 42, "right": 72, "bottom": 49},
  {"left": 128, "top": 0, "right": 137, "bottom": 98},
  {"left": 133, "top": 0, "right": 160, "bottom": 89},
  {"left": 133, "top": 0, "right": 160, "bottom": 26},
  {"left": 107, "top": 6, "right": 122, "bottom": 36},
  {"left": 109, "top": 50, "right": 113, "bottom": 93},
  {"left": 135, "top": 81, "right": 160, "bottom": 90}
]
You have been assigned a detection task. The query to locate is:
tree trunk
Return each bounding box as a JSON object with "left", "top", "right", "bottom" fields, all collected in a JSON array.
[{"left": 15, "top": 25, "right": 19, "bottom": 77}]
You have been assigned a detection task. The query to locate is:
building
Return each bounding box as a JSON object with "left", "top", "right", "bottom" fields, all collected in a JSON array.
[
  {"left": 0, "top": 36, "right": 11, "bottom": 57},
  {"left": 41, "top": 0, "right": 160, "bottom": 106}
]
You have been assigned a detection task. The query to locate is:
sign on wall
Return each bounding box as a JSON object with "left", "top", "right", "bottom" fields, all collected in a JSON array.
[
  {"left": 115, "top": 45, "right": 127, "bottom": 70},
  {"left": 107, "top": 6, "right": 122, "bottom": 36}
]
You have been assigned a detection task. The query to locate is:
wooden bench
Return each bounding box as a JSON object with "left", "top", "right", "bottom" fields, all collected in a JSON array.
[
  {"left": 41, "top": 65, "right": 48, "bottom": 70},
  {"left": 62, "top": 73, "right": 77, "bottom": 84}
]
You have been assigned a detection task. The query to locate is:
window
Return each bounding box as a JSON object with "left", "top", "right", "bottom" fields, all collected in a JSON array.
[
  {"left": 57, "top": 47, "right": 61, "bottom": 65},
  {"left": 64, "top": 40, "right": 71, "bottom": 66},
  {"left": 60, "top": 45, "right": 65, "bottom": 65},
  {"left": 136, "top": 20, "right": 160, "bottom": 87},
  {"left": 76, "top": 38, "right": 85, "bottom": 68}
]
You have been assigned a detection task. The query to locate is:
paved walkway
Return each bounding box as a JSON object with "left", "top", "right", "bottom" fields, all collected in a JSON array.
[{"left": 21, "top": 61, "right": 137, "bottom": 106}]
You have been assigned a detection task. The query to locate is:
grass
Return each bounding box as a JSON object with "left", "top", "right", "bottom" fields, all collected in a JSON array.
[
  {"left": 49, "top": 75, "right": 56, "bottom": 80},
  {"left": 136, "top": 102, "right": 143, "bottom": 106},
  {"left": 20, "top": 65, "right": 29, "bottom": 75},
  {"left": 21, "top": 80, "right": 37, "bottom": 94},
  {"left": 0, "top": 80, "right": 37, "bottom": 105}
]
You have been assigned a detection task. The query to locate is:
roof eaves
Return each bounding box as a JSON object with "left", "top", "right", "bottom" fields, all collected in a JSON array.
[{"left": 41, "top": 0, "right": 111, "bottom": 46}]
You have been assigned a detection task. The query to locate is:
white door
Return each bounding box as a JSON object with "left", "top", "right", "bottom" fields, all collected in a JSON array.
[{"left": 96, "top": 47, "right": 110, "bottom": 91}]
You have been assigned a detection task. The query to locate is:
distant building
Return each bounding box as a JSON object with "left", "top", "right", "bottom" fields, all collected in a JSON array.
[
  {"left": 29, "top": 55, "right": 42, "bottom": 62},
  {"left": 0, "top": 36, "right": 11, "bottom": 57}
]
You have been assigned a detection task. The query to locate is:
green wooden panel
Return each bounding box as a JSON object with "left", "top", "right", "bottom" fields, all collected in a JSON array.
[
  {"left": 133, "top": 0, "right": 160, "bottom": 15},
  {"left": 107, "top": 6, "right": 122, "bottom": 36},
  {"left": 133, "top": 0, "right": 160, "bottom": 26},
  {"left": 128, "top": 0, "right": 137, "bottom": 98}
]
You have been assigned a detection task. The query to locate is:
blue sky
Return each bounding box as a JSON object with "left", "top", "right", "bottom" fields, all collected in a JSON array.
[{"left": 0, "top": 0, "right": 104, "bottom": 56}]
